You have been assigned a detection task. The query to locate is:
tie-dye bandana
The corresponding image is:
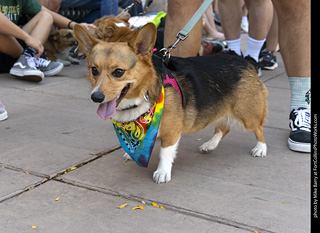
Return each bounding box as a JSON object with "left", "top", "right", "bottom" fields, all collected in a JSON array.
[{"left": 110, "top": 86, "right": 164, "bottom": 167}]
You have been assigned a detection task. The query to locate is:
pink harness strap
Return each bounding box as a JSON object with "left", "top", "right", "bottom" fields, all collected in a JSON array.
[{"left": 163, "top": 71, "right": 185, "bottom": 107}]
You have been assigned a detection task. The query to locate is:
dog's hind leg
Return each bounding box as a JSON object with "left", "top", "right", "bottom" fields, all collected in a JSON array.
[
  {"left": 251, "top": 124, "right": 267, "bottom": 157},
  {"left": 153, "top": 134, "right": 181, "bottom": 184},
  {"left": 199, "top": 123, "right": 230, "bottom": 153}
]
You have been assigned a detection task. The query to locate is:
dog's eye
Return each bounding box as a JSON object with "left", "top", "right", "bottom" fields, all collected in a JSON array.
[
  {"left": 91, "top": 67, "right": 99, "bottom": 76},
  {"left": 66, "top": 33, "right": 73, "bottom": 38},
  {"left": 112, "top": 68, "right": 125, "bottom": 78}
]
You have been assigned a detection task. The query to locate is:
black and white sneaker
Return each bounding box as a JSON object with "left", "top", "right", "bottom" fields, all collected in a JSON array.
[
  {"left": 33, "top": 57, "right": 64, "bottom": 76},
  {"left": 260, "top": 51, "right": 278, "bottom": 70},
  {"left": 9, "top": 54, "right": 44, "bottom": 82},
  {"left": 288, "top": 107, "right": 311, "bottom": 152}
]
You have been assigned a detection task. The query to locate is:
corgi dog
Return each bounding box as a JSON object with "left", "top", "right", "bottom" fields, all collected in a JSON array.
[
  {"left": 44, "top": 29, "right": 79, "bottom": 66},
  {"left": 74, "top": 23, "right": 268, "bottom": 184}
]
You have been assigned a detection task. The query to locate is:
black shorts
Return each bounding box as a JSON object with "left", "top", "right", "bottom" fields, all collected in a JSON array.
[{"left": 0, "top": 39, "right": 26, "bottom": 73}]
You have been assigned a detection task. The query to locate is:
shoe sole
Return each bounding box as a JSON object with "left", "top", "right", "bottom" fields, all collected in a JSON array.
[
  {"left": 43, "top": 63, "right": 64, "bottom": 77},
  {"left": 0, "top": 111, "right": 8, "bottom": 121},
  {"left": 288, "top": 138, "right": 311, "bottom": 153},
  {"left": 10, "top": 68, "right": 44, "bottom": 82},
  {"left": 261, "top": 63, "right": 278, "bottom": 70}
]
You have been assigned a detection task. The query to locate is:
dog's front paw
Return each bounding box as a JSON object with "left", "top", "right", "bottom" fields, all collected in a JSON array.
[
  {"left": 251, "top": 142, "right": 267, "bottom": 157},
  {"left": 123, "top": 153, "right": 132, "bottom": 161},
  {"left": 153, "top": 168, "right": 171, "bottom": 184}
]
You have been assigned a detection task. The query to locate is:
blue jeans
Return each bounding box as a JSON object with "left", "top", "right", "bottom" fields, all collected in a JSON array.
[{"left": 61, "top": 0, "right": 118, "bottom": 23}]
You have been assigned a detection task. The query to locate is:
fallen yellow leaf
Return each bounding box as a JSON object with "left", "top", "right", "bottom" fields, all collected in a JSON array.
[
  {"left": 281, "top": 202, "right": 291, "bottom": 204},
  {"left": 132, "top": 205, "right": 144, "bottom": 210},
  {"left": 70, "top": 167, "right": 77, "bottom": 171},
  {"left": 141, "top": 201, "right": 146, "bottom": 204},
  {"left": 160, "top": 206, "right": 166, "bottom": 209},
  {"left": 152, "top": 202, "right": 159, "bottom": 208},
  {"left": 55, "top": 197, "right": 60, "bottom": 201},
  {"left": 117, "top": 203, "right": 128, "bottom": 209},
  {"left": 31, "top": 225, "right": 37, "bottom": 229}
]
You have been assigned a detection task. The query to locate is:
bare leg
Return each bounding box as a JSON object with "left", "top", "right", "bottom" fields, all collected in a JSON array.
[
  {"left": 203, "top": 4, "right": 225, "bottom": 40},
  {"left": 245, "top": 0, "right": 273, "bottom": 41},
  {"left": 218, "top": 0, "right": 242, "bottom": 40},
  {"left": 22, "top": 11, "right": 53, "bottom": 45},
  {"left": 164, "top": 0, "right": 203, "bottom": 57},
  {"left": 265, "top": 7, "right": 278, "bottom": 53},
  {"left": 272, "top": 0, "right": 310, "bottom": 77},
  {"left": 0, "top": 35, "right": 24, "bottom": 58}
]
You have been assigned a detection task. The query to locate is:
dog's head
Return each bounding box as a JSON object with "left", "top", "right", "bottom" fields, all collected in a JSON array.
[
  {"left": 49, "top": 29, "right": 77, "bottom": 52},
  {"left": 74, "top": 23, "right": 157, "bottom": 119},
  {"left": 93, "top": 13, "right": 137, "bottom": 42}
]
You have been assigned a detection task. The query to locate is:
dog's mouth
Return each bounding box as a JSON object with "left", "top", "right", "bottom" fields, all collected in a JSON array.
[
  {"left": 97, "top": 84, "right": 130, "bottom": 119},
  {"left": 116, "top": 84, "right": 130, "bottom": 106}
]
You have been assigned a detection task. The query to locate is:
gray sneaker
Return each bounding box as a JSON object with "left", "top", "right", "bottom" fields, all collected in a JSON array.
[
  {"left": 33, "top": 57, "right": 64, "bottom": 76},
  {"left": 9, "top": 54, "right": 44, "bottom": 82}
]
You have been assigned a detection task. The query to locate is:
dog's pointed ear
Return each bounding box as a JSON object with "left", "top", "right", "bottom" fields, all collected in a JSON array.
[
  {"left": 73, "top": 24, "right": 97, "bottom": 54},
  {"left": 117, "top": 13, "right": 130, "bottom": 22},
  {"left": 128, "top": 23, "right": 157, "bottom": 56},
  {"left": 50, "top": 30, "right": 60, "bottom": 41}
]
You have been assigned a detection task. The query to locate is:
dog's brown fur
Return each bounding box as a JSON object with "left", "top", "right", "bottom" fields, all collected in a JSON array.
[
  {"left": 44, "top": 29, "right": 78, "bottom": 65},
  {"left": 74, "top": 23, "right": 268, "bottom": 183},
  {"left": 93, "top": 13, "right": 137, "bottom": 42}
]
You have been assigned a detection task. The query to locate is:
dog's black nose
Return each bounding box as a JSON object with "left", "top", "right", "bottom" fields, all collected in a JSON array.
[{"left": 91, "top": 91, "right": 105, "bottom": 103}]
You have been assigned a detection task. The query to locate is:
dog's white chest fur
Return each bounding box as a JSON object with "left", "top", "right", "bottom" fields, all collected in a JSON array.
[{"left": 113, "top": 98, "right": 151, "bottom": 122}]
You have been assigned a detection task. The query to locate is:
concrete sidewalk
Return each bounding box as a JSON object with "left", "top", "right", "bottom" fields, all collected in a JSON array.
[{"left": 0, "top": 34, "right": 310, "bottom": 233}]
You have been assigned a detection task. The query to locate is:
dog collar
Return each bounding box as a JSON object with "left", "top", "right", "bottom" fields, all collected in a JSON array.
[
  {"left": 116, "top": 93, "right": 149, "bottom": 111},
  {"left": 110, "top": 86, "right": 164, "bottom": 167}
]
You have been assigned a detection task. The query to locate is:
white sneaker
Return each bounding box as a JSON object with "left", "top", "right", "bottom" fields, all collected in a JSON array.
[
  {"left": 0, "top": 100, "right": 8, "bottom": 121},
  {"left": 241, "top": 19, "right": 249, "bottom": 33}
]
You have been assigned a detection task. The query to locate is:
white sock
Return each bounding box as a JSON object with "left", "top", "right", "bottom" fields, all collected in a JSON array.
[
  {"left": 226, "top": 38, "right": 241, "bottom": 56},
  {"left": 244, "top": 36, "right": 265, "bottom": 62},
  {"left": 242, "top": 16, "right": 248, "bottom": 24},
  {"left": 288, "top": 77, "right": 311, "bottom": 111}
]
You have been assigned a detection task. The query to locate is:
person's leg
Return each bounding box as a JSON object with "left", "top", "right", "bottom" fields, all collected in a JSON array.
[
  {"left": 10, "top": 11, "right": 63, "bottom": 80},
  {"left": 265, "top": 7, "right": 278, "bottom": 53},
  {"left": 37, "top": 0, "right": 62, "bottom": 12},
  {"left": 0, "top": 35, "right": 24, "bottom": 58},
  {"left": 260, "top": 7, "right": 278, "bottom": 70},
  {"left": 203, "top": 4, "right": 225, "bottom": 40},
  {"left": 272, "top": 0, "right": 311, "bottom": 152},
  {"left": 22, "top": 11, "right": 53, "bottom": 45},
  {"left": 272, "top": 0, "right": 310, "bottom": 78},
  {"left": 164, "top": 0, "right": 203, "bottom": 57},
  {"left": 101, "top": 0, "right": 120, "bottom": 16},
  {"left": 218, "top": 0, "right": 242, "bottom": 55},
  {"left": 244, "top": 0, "right": 273, "bottom": 62}
]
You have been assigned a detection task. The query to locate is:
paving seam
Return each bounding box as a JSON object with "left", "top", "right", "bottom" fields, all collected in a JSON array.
[
  {"left": 0, "top": 145, "right": 121, "bottom": 203},
  {"left": 54, "top": 177, "right": 275, "bottom": 233}
]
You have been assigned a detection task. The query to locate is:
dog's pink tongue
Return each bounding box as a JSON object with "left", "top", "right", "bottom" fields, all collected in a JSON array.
[{"left": 97, "top": 98, "right": 117, "bottom": 119}]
